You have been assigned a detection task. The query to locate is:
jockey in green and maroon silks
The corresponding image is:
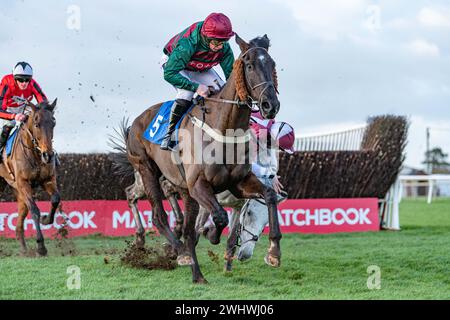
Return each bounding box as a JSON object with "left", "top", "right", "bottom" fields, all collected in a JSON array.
[{"left": 160, "top": 12, "right": 235, "bottom": 150}]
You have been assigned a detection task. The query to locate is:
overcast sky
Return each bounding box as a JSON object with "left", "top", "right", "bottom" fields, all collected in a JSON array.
[{"left": 1, "top": 0, "right": 449, "bottom": 169}]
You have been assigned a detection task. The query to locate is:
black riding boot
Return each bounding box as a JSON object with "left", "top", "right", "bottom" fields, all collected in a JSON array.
[
  {"left": 160, "top": 99, "right": 192, "bottom": 150},
  {"left": 0, "top": 125, "right": 13, "bottom": 151}
]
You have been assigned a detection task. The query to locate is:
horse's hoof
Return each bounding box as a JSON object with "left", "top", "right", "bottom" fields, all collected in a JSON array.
[
  {"left": 193, "top": 278, "right": 208, "bottom": 284},
  {"left": 36, "top": 248, "right": 48, "bottom": 257},
  {"left": 177, "top": 255, "right": 194, "bottom": 266},
  {"left": 134, "top": 235, "right": 145, "bottom": 249},
  {"left": 206, "top": 227, "right": 221, "bottom": 245},
  {"left": 264, "top": 254, "right": 280, "bottom": 268},
  {"left": 224, "top": 263, "right": 233, "bottom": 273},
  {"left": 40, "top": 216, "right": 52, "bottom": 225}
]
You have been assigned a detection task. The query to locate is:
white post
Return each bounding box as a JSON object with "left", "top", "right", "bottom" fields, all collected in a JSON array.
[
  {"left": 391, "top": 179, "right": 400, "bottom": 230},
  {"left": 427, "top": 179, "right": 434, "bottom": 204}
]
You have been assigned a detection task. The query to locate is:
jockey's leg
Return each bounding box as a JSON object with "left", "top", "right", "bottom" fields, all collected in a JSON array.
[
  {"left": 0, "top": 121, "right": 14, "bottom": 151},
  {"left": 160, "top": 98, "right": 191, "bottom": 150},
  {"left": 160, "top": 68, "right": 225, "bottom": 151}
]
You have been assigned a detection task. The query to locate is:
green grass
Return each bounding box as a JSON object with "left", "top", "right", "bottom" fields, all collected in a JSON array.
[{"left": 0, "top": 199, "right": 449, "bottom": 300}]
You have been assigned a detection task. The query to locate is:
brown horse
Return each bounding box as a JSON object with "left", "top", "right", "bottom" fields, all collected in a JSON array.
[
  {"left": 0, "top": 99, "right": 60, "bottom": 256},
  {"left": 122, "top": 35, "right": 281, "bottom": 283}
]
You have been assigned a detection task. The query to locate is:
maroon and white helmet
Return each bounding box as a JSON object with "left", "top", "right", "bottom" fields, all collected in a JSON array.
[{"left": 270, "top": 121, "right": 295, "bottom": 154}]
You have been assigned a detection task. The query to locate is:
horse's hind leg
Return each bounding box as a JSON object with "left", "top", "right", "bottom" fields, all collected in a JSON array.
[
  {"left": 135, "top": 160, "right": 184, "bottom": 259},
  {"left": 126, "top": 171, "right": 146, "bottom": 248},
  {"left": 16, "top": 197, "right": 28, "bottom": 255},
  {"left": 160, "top": 176, "right": 184, "bottom": 240},
  {"left": 179, "top": 190, "right": 207, "bottom": 283},
  {"left": 190, "top": 177, "right": 228, "bottom": 245},
  {"left": 224, "top": 208, "right": 240, "bottom": 272}
]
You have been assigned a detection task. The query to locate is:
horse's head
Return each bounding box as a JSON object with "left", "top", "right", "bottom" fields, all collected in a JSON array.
[
  {"left": 235, "top": 34, "right": 280, "bottom": 119},
  {"left": 26, "top": 99, "right": 57, "bottom": 164},
  {"left": 237, "top": 200, "right": 269, "bottom": 261}
]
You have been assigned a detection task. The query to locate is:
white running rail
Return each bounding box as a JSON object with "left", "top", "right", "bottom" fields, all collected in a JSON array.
[{"left": 294, "top": 125, "right": 367, "bottom": 151}]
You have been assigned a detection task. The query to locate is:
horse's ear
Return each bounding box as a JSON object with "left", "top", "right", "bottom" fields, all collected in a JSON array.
[
  {"left": 262, "top": 34, "right": 270, "bottom": 50},
  {"left": 235, "top": 34, "right": 250, "bottom": 53},
  {"left": 47, "top": 98, "right": 57, "bottom": 113}
]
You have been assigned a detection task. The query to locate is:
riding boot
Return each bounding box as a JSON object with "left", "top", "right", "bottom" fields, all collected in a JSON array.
[
  {"left": 0, "top": 125, "right": 13, "bottom": 150},
  {"left": 160, "top": 99, "right": 192, "bottom": 150}
]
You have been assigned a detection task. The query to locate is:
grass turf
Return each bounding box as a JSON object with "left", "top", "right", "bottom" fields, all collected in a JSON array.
[{"left": 0, "top": 198, "right": 449, "bottom": 300}]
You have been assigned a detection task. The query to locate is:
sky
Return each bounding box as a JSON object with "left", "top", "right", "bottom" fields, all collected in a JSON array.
[{"left": 0, "top": 0, "right": 449, "bottom": 169}]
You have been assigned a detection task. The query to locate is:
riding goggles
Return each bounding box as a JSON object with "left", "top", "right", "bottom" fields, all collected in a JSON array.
[{"left": 15, "top": 77, "right": 31, "bottom": 83}]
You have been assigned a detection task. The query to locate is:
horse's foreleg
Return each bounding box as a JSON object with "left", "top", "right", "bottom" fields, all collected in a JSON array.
[
  {"left": 16, "top": 196, "right": 28, "bottom": 255},
  {"left": 190, "top": 177, "right": 228, "bottom": 245},
  {"left": 40, "top": 178, "right": 60, "bottom": 225},
  {"left": 231, "top": 173, "right": 281, "bottom": 268},
  {"left": 18, "top": 181, "right": 47, "bottom": 257},
  {"left": 180, "top": 190, "right": 207, "bottom": 284},
  {"left": 224, "top": 208, "right": 240, "bottom": 272}
]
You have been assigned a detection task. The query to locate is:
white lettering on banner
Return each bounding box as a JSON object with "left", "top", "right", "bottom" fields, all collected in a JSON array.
[
  {"left": 66, "top": 211, "right": 97, "bottom": 229},
  {"left": 9, "top": 213, "right": 18, "bottom": 231},
  {"left": 112, "top": 209, "right": 184, "bottom": 229},
  {"left": 278, "top": 208, "right": 373, "bottom": 226},
  {"left": 0, "top": 213, "right": 7, "bottom": 231},
  {"left": 113, "top": 211, "right": 131, "bottom": 228},
  {"left": 0, "top": 211, "right": 97, "bottom": 231}
]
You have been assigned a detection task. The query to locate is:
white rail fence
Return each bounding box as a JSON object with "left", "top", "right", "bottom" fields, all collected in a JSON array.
[{"left": 294, "top": 125, "right": 367, "bottom": 151}]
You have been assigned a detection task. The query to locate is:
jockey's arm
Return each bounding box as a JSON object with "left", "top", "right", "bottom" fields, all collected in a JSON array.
[
  {"left": 163, "top": 39, "right": 199, "bottom": 92},
  {"left": 0, "top": 109, "right": 16, "bottom": 120},
  {"left": 30, "top": 79, "right": 48, "bottom": 104},
  {"left": 219, "top": 43, "right": 235, "bottom": 80},
  {"left": 0, "top": 81, "right": 10, "bottom": 111},
  {"left": 251, "top": 148, "right": 279, "bottom": 179}
]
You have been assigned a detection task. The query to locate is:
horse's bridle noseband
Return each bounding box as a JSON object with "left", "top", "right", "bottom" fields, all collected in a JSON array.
[{"left": 235, "top": 199, "right": 265, "bottom": 248}]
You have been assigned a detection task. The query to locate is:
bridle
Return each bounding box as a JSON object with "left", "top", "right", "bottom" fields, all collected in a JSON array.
[
  {"left": 234, "top": 198, "right": 267, "bottom": 248},
  {"left": 21, "top": 122, "right": 44, "bottom": 154},
  {"left": 202, "top": 46, "right": 277, "bottom": 112}
]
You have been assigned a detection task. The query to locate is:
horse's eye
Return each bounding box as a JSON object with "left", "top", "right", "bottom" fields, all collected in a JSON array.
[{"left": 247, "top": 64, "right": 253, "bottom": 71}]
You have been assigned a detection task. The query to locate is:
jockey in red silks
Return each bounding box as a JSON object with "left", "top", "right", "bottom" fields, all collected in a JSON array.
[
  {"left": 160, "top": 12, "right": 235, "bottom": 150},
  {"left": 250, "top": 111, "right": 295, "bottom": 194},
  {"left": 0, "top": 62, "right": 48, "bottom": 149}
]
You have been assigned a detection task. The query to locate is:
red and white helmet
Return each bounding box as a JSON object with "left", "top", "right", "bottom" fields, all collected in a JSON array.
[
  {"left": 13, "top": 61, "right": 33, "bottom": 78},
  {"left": 270, "top": 121, "right": 295, "bottom": 154},
  {"left": 201, "top": 13, "right": 235, "bottom": 40}
]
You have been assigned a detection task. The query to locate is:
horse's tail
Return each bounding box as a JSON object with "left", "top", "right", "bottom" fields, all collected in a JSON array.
[{"left": 108, "top": 117, "right": 134, "bottom": 183}]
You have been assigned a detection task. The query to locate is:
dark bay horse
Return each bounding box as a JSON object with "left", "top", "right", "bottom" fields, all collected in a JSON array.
[
  {"left": 122, "top": 35, "right": 281, "bottom": 283},
  {"left": 0, "top": 99, "right": 60, "bottom": 256}
]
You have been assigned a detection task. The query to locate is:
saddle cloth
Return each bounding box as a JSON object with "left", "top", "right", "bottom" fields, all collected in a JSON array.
[
  {"left": 143, "top": 100, "right": 194, "bottom": 146},
  {"left": 1, "top": 126, "right": 19, "bottom": 157}
]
